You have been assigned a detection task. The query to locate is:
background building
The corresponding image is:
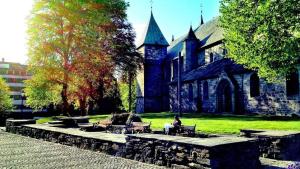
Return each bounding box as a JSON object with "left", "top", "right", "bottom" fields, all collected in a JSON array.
[{"left": 0, "top": 59, "right": 32, "bottom": 114}]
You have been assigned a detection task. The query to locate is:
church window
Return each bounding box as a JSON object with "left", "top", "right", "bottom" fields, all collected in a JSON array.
[
  {"left": 250, "top": 73, "right": 260, "bottom": 97},
  {"left": 223, "top": 49, "right": 227, "bottom": 56},
  {"left": 189, "top": 84, "right": 193, "bottom": 101},
  {"left": 286, "top": 71, "right": 299, "bottom": 96},
  {"left": 172, "top": 60, "right": 178, "bottom": 80},
  {"left": 203, "top": 81, "right": 209, "bottom": 99},
  {"left": 210, "top": 53, "right": 214, "bottom": 63}
]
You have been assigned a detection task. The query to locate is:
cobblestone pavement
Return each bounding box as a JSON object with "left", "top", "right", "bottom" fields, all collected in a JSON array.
[{"left": 0, "top": 130, "right": 166, "bottom": 169}]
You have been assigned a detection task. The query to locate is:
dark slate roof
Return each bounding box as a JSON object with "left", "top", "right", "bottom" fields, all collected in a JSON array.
[
  {"left": 137, "top": 12, "right": 169, "bottom": 48},
  {"left": 167, "top": 17, "right": 223, "bottom": 59},
  {"left": 171, "top": 59, "right": 250, "bottom": 83},
  {"left": 185, "top": 26, "right": 198, "bottom": 41}
]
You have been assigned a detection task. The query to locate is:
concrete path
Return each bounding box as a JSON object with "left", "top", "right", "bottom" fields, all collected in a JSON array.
[{"left": 0, "top": 130, "right": 165, "bottom": 169}]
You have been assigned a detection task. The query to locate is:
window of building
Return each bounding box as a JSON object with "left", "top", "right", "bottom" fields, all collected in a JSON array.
[
  {"left": 172, "top": 59, "right": 178, "bottom": 80},
  {"left": 210, "top": 53, "right": 214, "bottom": 63},
  {"left": 250, "top": 73, "right": 260, "bottom": 97},
  {"left": 189, "top": 84, "right": 193, "bottom": 101},
  {"left": 223, "top": 49, "right": 227, "bottom": 56},
  {"left": 203, "top": 81, "right": 209, "bottom": 100},
  {"left": 286, "top": 71, "right": 299, "bottom": 96}
]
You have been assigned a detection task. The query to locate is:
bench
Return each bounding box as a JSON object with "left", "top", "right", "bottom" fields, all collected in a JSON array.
[
  {"left": 164, "top": 124, "right": 196, "bottom": 137},
  {"left": 126, "top": 122, "right": 151, "bottom": 134},
  {"left": 180, "top": 125, "right": 196, "bottom": 137}
]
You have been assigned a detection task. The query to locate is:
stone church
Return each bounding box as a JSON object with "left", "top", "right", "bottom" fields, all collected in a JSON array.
[{"left": 136, "top": 11, "right": 300, "bottom": 116}]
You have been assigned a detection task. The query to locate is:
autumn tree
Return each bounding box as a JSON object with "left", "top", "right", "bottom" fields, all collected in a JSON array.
[
  {"left": 220, "top": 0, "right": 300, "bottom": 81},
  {"left": 26, "top": 0, "right": 136, "bottom": 115}
]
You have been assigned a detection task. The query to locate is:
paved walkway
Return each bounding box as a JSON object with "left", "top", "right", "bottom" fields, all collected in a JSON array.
[{"left": 0, "top": 130, "right": 165, "bottom": 169}]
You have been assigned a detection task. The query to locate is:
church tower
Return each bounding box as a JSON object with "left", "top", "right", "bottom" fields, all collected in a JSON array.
[{"left": 136, "top": 12, "right": 169, "bottom": 113}]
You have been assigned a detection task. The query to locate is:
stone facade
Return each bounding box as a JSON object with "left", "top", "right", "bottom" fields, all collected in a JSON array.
[
  {"left": 136, "top": 13, "right": 300, "bottom": 115},
  {"left": 241, "top": 129, "right": 300, "bottom": 161}
]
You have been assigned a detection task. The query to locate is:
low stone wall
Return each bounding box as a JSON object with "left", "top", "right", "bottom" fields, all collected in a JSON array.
[
  {"left": 6, "top": 119, "right": 126, "bottom": 156},
  {"left": 6, "top": 120, "right": 262, "bottom": 169},
  {"left": 124, "top": 134, "right": 261, "bottom": 169},
  {"left": 241, "top": 129, "right": 300, "bottom": 161}
]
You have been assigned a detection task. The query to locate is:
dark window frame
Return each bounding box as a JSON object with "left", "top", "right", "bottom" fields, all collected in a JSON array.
[
  {"left": 286, "top": 71, "right": 299, "bottom": 96},
  {"left": 250, "top": 73, "right": 260, "bottom": 97},
  {"left": 188, "top": 84, "right": 193, "bottom": 101},
  {"left": 209, "top": 53, "right": 214, "bottom": 63},
  {"left": 203, "top": 81, "right": 209, "bottom": 100}
]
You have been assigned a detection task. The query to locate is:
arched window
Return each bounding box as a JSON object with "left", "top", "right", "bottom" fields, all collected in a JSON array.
[
  {"left": 250, "top": 73, "right": 260, "bottom": 97},
  {"left": 286, "top": 71, "right": 299, "bottom": 96},
  {"left": 188, "top": 84, "right": 193, "bottom": 101},
  {"left": 210, "top": 53, "right": 214, "bottom": 63},
  {"left": 203, "top": 81, "right": 209, "bottom": 100}
]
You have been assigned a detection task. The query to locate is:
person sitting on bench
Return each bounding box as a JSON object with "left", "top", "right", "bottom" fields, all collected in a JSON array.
[
  {"left": 172, "top": 115, "right": 182, "bottom": 133},
  {"left": 164, "top": 115, "right": 182, "bottom": 134}
]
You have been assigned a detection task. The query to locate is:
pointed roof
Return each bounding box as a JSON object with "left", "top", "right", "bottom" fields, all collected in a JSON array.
[
  {"left": 200, "top": 13, "right": 204, "bottom": 25},
  {"left": 137, "top": 12, "right": 169, "bottom": 48},
  {"left": 185, "top": 26, "right": 198, "bottom": 41}
]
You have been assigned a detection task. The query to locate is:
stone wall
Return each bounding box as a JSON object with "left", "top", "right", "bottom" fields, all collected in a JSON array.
[
  {"left": 169, "top": 69, "right": 300, "bottom": 115},
  {"left": 136, "top": 45, "right": 169, "bottom": 113},
  {"left": 241, "top": 129, "right": 300, "bottom": 161},
  {"left": 6, "top": 120, "right": 126, "bottom": 156},
  {"left": 243, "top": 72, "right": 300, "bottom": 116},
  {"left": 125, "top": 135, "right": 261, "bottom": 169}
]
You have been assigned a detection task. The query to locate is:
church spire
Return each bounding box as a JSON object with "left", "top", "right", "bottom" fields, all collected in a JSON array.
[
  {"left": 200, "top": 0, "right": 204, "bottom": 25},
  {"left": 137, "top": 11, "right": 169, "bottom": 48},
  {"left": 200, "top": 10, "right": 204, "bottom": 25},
  {"left": 185, "top": 25, "right": 198, "bottom": 41}
]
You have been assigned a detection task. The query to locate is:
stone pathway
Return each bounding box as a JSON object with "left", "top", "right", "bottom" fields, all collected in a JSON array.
[{"left": 0, "top": 130, "right": 165, "bottom": 169}]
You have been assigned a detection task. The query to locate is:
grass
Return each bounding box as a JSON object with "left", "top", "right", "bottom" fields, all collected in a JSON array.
[{"left": 37, "top": 112, "right": 300, "bottom": 135}]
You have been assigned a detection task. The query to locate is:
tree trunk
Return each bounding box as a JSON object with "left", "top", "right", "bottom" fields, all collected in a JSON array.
[
  {"left": 79, "top": 98, "right": 87, "bottom": 116},
  {"left": 128, "top": 72, "right": 132, "bottom": 112},
  {"left": 61, "top": 84, "right": 70, "bottom": 116}
]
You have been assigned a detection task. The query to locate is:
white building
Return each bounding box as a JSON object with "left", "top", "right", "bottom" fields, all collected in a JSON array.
[{"left": 0, "top": 59, "right": 32, "bottom": 113}]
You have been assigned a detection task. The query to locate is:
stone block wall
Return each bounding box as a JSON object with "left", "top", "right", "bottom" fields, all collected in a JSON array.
[
  {"left": 241, "top": 130, "right": 300, "bottom": 161},
  {"left": 136, "top": 45, "right": 169, "bottom": 113},
  {"left": 124, "top": 135, "right": 261, "bottom": 169},
  {"left": 169, "top": 69, "right": 300, "bottom": 115},
  {"left": 6, "top": 120, "right": 126, "bottom": 156},
  {"left": 243, "top": 72, "right": 300, "bottom": 116}
]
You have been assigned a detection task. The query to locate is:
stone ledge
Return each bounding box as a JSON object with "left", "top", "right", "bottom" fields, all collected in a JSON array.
[
  {"left": 125, "top": 134, "right": 261, "bottom": 169},
  {"left": 5, "top": 123, "right": 261, "bottom": 169},
  {"left": 241, "top": 129, "right": 300, "bottom": 161}
]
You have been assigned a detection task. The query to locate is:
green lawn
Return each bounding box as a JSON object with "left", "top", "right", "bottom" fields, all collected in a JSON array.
[{"left": 37, "top": 112, "right": 300, "bottom": 135}]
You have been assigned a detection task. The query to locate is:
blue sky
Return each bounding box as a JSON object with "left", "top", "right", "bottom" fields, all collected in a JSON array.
[
  {"left": 127, "top": 0, "right": 220, "bottom": 44},
  {"left": 0, "top": 0, "right": 220, "bottom": 64}
]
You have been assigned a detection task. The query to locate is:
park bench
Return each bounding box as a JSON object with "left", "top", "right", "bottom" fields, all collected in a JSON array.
[
  {"left": 180, "top": 124, "right": 196, "bottom": 137},
  {"left": 164, "top": 124, "right": 196, "bottom": 137},
  {"left": 126, "top": 122, "right": 151, "bottom": 134}
]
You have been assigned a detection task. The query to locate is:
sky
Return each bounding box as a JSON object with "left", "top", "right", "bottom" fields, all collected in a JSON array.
[{"left": 0, "top": 0, "right": 220, "bottom": 64}]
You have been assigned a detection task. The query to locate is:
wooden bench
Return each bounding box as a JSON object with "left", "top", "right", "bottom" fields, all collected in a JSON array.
[
  {"left": 180, "top": 124, "right": 196, "bottom": 137},
  {"left": 126, "top": 122, "right": 152, "bottom": 134},
  {"left": 164, "top": 124, "right": 196, "bottom": 136}
]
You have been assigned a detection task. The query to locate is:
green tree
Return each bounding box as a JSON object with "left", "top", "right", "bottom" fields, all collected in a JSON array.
[
  {"left": 0, "top": 77, "right": 13, "bottom": 112},
  {"left": 26, "top": 0, "right": 136, "bottom": 115},
  {"left": 220, "top": 0, "right": 300, "bottom": 81},
  {"left": 119, "top": 80, "right": 136, "bottom": 112}
]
